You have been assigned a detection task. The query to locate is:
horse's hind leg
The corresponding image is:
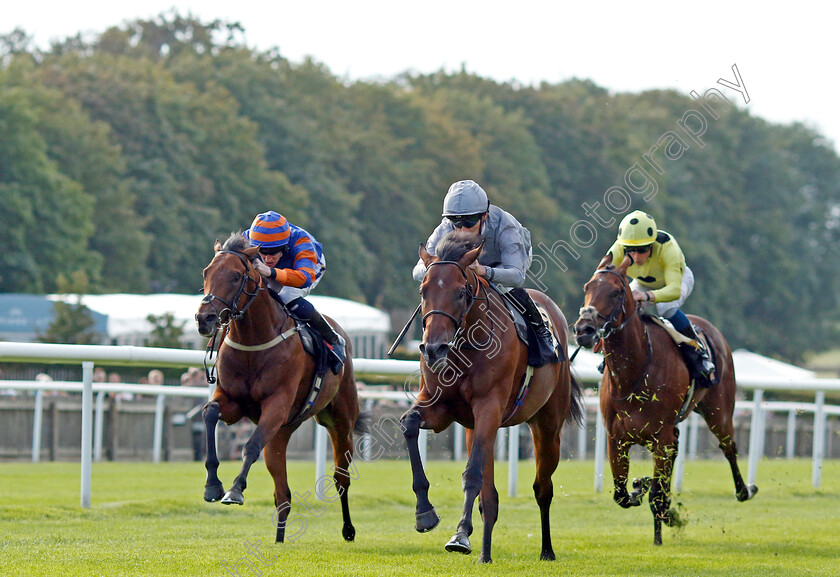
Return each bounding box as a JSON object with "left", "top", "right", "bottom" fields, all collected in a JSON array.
[
  {"left": 320, "top": 407, "right": 359, "bottom": 542},
  {"left": 475, "top": 449, "right": 498, "bottom": 563},
  {"left": 697, "top": 400, "right": 758, "bottom": 502},
  {"left": 401, "top": 407, "right": 441, "bottom": 533},
  {"left": 528, "top": 408, "right": 562, "bottom": 561},
  {"left": 265, "top": 426, "right": 297, "bottom": 543}
]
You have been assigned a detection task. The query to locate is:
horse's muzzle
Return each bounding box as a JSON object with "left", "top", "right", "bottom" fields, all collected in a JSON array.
[
  {"left": 573, "top": 321, "right": 599, "bottom": 349},
  {"left": 419, "top": 341, "right": 450, "bottom": 370},
  {"left": 195, "top": 312, "right": 218, "bottom": 337}
]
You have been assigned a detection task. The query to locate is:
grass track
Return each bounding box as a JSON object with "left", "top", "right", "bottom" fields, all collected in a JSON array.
[{"left": 1, "top": 458, "right": 838, "bottom": 576}]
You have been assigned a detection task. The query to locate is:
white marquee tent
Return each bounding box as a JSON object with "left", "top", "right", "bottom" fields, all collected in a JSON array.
[{"left": 48, "top": 294, "right": 391, "bottom": 357}]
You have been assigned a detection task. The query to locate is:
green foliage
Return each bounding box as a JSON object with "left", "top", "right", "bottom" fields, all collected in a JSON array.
[
  {"left": 2, "top": 13, "right": 840, "bottom": 360},
  {"left": 36, "top": 272, "right": 100, "bottom": 344},
  {"left": 145, "top": 312, "right": 186, "bottom": 349}
]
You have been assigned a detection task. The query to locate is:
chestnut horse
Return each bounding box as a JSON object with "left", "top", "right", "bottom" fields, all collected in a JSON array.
[
  {"left": 573, "top": 257, "right": 757, "bottom": 545},
  {"left": 401, "top": 231, "right": 583, "bottom": 563},
  {"left": 195, "top": 233, "right": 363, "bottom": 543}
]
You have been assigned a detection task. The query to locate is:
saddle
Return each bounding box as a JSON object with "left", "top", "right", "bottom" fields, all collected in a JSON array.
[
  {"left": 500, "top": 294, "right": 565, "bottom": 366},
  {"left": 648, "top": 315, "right": 720, "bottom": 388}
]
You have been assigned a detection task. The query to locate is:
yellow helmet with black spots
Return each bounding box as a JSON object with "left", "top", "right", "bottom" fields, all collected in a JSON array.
[{"left": 617, "top": 210, "right": 657, "bottom": 246}]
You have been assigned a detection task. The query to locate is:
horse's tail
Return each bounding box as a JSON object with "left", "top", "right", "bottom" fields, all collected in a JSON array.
[
  {"left": 567, "top": 371, "right": 585, "bottom": 428},
  {"left": 354, "top": 410, "right": 373, "bottom": 436}
]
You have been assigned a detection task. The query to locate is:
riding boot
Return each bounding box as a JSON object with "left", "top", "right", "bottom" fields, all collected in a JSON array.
[
  {"left": 677, "top": 324, "right": 715, "bottom": 385},
  {"left": 309, "top": 309, "right": 346, "bottom": 373},
  {"left": 507, "top": 287, "right": 559, "bottom": 366},
  {"left": 288, "top": 298, "right": 346, "bottom": 374}
]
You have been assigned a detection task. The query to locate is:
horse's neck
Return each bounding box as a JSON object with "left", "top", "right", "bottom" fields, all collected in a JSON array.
[
  {"left": 229, "top": 292, "right": 291, "bottom": 344},
  {"left": 466, "top": 285, "right": 512, "bottom": 337},
  {"left": 603, "top": 315, "right": 650, "bottom": 390}
]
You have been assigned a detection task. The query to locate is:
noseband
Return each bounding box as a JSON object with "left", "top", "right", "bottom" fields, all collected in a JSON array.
[
  {"left": 198, "top": 250, "right": 263, "bottom": 328},
  {"left": 583, "top": 268, "right": 637, "bottom": 340}
]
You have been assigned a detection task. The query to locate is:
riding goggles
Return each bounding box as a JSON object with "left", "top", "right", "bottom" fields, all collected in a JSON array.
[
  {"left": 448, "top": 214, "right": 483, "bottom": 229},
  {"left": 624, "top": 244, "right": 652, "bottom": 254},
  {"left": 258, "top": 245, "right": 285, "bottom": 256}
]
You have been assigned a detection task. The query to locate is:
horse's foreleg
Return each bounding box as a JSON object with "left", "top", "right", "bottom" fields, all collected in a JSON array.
[
  {"left": 202, "top": 401, "right": 225, "bottom": 502},
  {"left": 400, "top": 408, "right": 440, "bottom": 533},
  {"left": 607, "top": 436, "right": 639, "bottom": 508},
  {"left": 446, "top": 407, "right": 500, "bottom": 561},
  {"left": 649, "top": 430, "right": 679, "bottom": 545},
  {"left": 223, "top": 396, "right": 289, "bottom": 506}
]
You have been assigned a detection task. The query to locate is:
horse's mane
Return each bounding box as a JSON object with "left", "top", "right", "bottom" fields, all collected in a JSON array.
[
  {"left": 435, "top": 230, "right": 483, "bottom": 261},
  {"left": 221, "top": 232, "right": 250, "bottom": 253}
]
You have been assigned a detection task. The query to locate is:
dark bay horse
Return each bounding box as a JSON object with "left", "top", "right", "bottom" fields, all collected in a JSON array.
[
  {"left": 195, "top": 234, "right": 363, "bottom": 543},
  {"left": 401, "top": 231, "right": 584, "bottom": 563},
  {"left": 573, "top": 256, "right": 757, "bottom": 545}
]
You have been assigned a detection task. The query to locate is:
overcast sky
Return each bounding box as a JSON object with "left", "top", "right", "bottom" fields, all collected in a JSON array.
[{"left": 6, "top": 1, "right": 838, "bottom": 153}]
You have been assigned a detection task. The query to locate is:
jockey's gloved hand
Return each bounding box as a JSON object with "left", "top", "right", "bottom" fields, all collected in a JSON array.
[
  {"left": 632, "top": 289, "right": 653, "bottom": 303},
  {"left": 254, "top": 261, "right": 272, "bottom": 277}
]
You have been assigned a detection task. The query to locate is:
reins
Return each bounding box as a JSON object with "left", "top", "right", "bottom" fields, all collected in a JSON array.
[
  {"left": 200, "top": 249, "right": 266, "bottom": 384},
  {"left": 590, "top": 268, "right": 653, "bottom": 402},
  {"left": 420, "top": 260, "right": 494, "bottom": 349}
]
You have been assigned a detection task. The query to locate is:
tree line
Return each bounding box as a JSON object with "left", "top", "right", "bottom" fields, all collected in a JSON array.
[{"left": 1, "top": 13, "right": 839, "bottom": 361}]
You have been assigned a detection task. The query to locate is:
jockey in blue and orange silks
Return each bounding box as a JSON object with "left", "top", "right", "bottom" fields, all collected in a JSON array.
[{"left": 245, "top": 210, "right": 346, "bottom": 369}]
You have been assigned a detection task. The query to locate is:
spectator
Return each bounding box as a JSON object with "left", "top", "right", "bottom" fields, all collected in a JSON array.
[{"left": 109, "top": 371, "right": 133, "bottom": 402}]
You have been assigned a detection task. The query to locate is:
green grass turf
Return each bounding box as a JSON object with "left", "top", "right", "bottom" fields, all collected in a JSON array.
[{"left": 1, "top": 458, "right": 838, "bottom": 576}]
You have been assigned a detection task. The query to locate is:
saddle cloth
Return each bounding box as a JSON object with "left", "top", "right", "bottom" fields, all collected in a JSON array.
[{"left": 500, "top": 296, "right": 565, "bottom": 365}]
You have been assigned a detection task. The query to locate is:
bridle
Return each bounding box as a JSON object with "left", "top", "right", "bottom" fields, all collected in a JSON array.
[
  {"left": 198, "top": 250, "right": 263, "bottom": 329},
  {"left": 420, "top": 260, "right": 489, "bottom": 347},
  {"left": 585, "top": 268, "right": 653, "bottom": 401},
  {"left": 586, "top": 268, "right": 638, "bottom": 340}
]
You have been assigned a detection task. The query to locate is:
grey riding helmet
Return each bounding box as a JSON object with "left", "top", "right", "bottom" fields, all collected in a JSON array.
[{"left": 442, "top": 180, "right": 490, "bottom": 217}]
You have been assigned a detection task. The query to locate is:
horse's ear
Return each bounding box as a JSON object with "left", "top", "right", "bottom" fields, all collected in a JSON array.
[
  {"left": 244, "top": 245, "right": 261, "bottom": 259},
  {"left": 419, "top": 243, "right": 435, "bottom": 267},
  {"left": 618, "top": 254, "right": 633, "bottom": 276},
  {"left": 460, "top": 239, "right": 485, "bottom": 267},
  {"left": 596, "top": 253, "right": 612, "bottom": 270},
  {"left": 214, "top": 240, "right": 222, "bottom": 253}
]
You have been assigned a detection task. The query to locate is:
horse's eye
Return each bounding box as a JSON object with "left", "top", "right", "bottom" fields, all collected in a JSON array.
[
  {"left": 458, "top": 288, "right": 468, "bottom": 300},
  {"left": 232, "top": 272, "right": 242, "bottom": 283},
  {"left": 610, "top": 289, "right": 621, "bottom": 299}
]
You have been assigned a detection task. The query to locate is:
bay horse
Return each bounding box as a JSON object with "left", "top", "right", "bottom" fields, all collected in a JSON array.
[
  {"left": 195, "top": 233, "right": 364, "bottom": 543},
  {"left": 401, "top": 231, "right": 584, "bottom": 563},
  {"left": 572, "top": 256, "right": 757, "bottom": 545}
]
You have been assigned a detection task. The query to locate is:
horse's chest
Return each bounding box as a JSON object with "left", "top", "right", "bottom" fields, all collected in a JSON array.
[{"left": 606, "top": 404, "right": 666, "bottom": 441}]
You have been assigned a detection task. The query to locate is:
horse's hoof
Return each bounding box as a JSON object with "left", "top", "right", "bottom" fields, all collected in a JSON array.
[
  {"left": 632, "top": 476, "right": 652, "bottom": 495},
  {"left": 204, "top": 483, "right": 225, "bottom": 503},
  {"left": 415, "top": 508, "right": 440, "bottom": 533},
  {"left": 736, "top": 484, "right": 758, "bottom": 502},
  {"left": 342, "top": 523, "right": 356, "bottom": 542},
  {"left": 444, "top": 533, "right": 471, "bottom": 554},
  {"left": 540, "top": 550, "right": 556, "bottom": 561},
  {"left": 221, "top": 489, "right": 244, "bottom": 505}
]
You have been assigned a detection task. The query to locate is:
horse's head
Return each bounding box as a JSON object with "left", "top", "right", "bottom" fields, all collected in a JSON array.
[
  {"left": 417, "top": 231, "right": 484, "bottom": 368},
  {"left": 573, "top": 255, "right": 636, "bottom": 348},
  {"left": 195, "top": 234, "right": 262, "bottom": 337}
]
